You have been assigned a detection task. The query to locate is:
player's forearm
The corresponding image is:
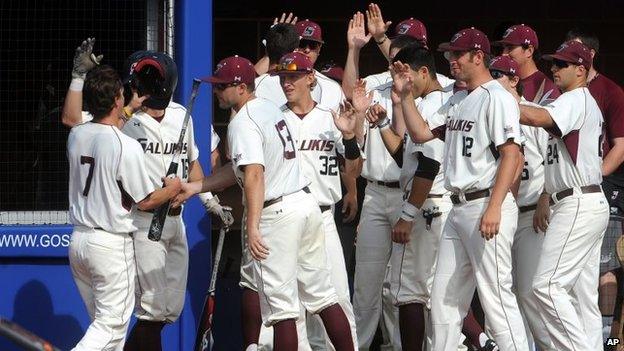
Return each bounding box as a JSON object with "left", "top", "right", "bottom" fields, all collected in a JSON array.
[
  {"left": 490, "top": 142, "right": 521, "bottom": 208},
  {"left": 342, "top": 47, "right": 361, "bottom": 100},
  {"left": 407, "top": 177, "right": 434, "bottom": 209},
  {"left": 188, "top": 159, "right": 204, "bottom": 182},
  {"left": 341, "top": 171, "right": 358, "bottom": 195},
  {"left": 379, "top": 126, "right": 403, "bottom": 156},
  {"left": 401, "top": 93, "right": 434, "bottom": 143},
  {"left": 373, "top": 34, "right": 391, "bottom": 60},
  {"left": 343, "top": 158, "right": 361, "bottom": 178},
  {"left": 243, "top": 166, "right": 265, "bottom": 231},
  {"left": 138, "top": 186, "right": 177, "bottom": 211},
  {"left": 392, "top": 101, "right": 407, "bottom": 137},
  {"left": 61, "top": 81, "right": 84, "bottom": 127},
  {"left": 211, "top": 149, "right": 221, "bottom": 169},
  {"left": 254, "top": 55, "right": 270, "bottom": 76},
  {"left": 510, "top": 153, "right": 525, "bottom": 198},
  {"left": 602, "top": 138, "right": 624, "bottom": 176},
  {"left": 200, "top": 162, "right": 237, "bottom": 193},
  {"left": 519, "top": 105, "right": 554, "bottom": 128}
]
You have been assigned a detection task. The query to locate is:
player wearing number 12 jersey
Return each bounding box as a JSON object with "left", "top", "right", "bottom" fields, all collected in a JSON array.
[
  {"left": 203, "top": 56, "right": 355, "bottom": 350},
  {"left": 519, "top": 40, "right": 609, "bottom": 351},
  {"left": 67, "top": 66, "right": 181, "bottom": 351}
]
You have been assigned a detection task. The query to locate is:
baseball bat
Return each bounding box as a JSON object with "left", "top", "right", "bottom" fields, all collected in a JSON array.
[
  {"left": 194, "top": 225, "right": 228, "bottom": 351},
  {"left": 148, "top": 78, "right": 202, "bottom": 241},
  {"left": 0, "top": 317, "right": 61, "bottom": 351}
]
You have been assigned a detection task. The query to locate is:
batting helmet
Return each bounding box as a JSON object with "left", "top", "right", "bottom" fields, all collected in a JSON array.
[{"left": 126, "top": 52, "right": 178, "bottom": 110}]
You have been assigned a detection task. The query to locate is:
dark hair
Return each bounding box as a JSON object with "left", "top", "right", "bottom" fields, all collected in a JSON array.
[
  {"left": 566, "top": 27, "right": 599, "bottom": 53},
  {"left": 84, "top": 65, "right": 123, "bottom": 120},
  {"left": 390, "top": 35, "right": 421, "bottom": 53},
  {"left": 392, "top": 44, "right": 436, "bottom": 79},
  {"left": 266, "top": 23, "right": 300, "bottom": 63}
]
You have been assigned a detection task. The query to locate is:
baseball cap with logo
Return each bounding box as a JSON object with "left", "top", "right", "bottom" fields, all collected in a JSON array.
[
  {"left": 271, "top": 52, "right": 315, "bottom": 75},
  {"left": 201, "top": 55, "right": 256, "bottom": 85},
  {"left": 489, "top": 55, "right": 520, "bottom": 76},
  {"left": 320, "top": 62, "right": 344, "bottom": 82},
  {"left": 542, "top": 40, "right": 592, "bottom": 70},
  {"left": 296, "top": 19, "right": 324, "bottom": 44},
  {"left": 392, "top": 18, "right": 427, "bottom": 44},
  {"left": 493, "top": 24, "right": 539, "bottom": 49},
  {"left": 437, "top": 27, "right": 491, "bottom": 54}
]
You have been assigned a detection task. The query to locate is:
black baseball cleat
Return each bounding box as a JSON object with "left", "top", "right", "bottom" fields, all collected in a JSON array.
[{"left": 478, "top": 339, "right": 499, "bottom": 351}]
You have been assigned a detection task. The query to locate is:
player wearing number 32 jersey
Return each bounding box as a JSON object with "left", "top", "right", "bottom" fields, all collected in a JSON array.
[{"left": 67, "top": 66, "right": 181, "bottom": 351}]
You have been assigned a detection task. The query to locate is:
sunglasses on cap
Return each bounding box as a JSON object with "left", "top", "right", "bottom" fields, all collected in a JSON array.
[
  {"left": 275, "top": 63, "right": 312, "bottom": 73},
  {"left": 298, "top": 40, "right": 321, "bottom": 50},
  {"left": 552, "top": 59, "right": 570, "bottom": 69},
  {"left": 213, "top": 82, "right": 241, "bottom": 90},
  {"left": 490, "top": 70, "right": 513, "bottom": 79}
]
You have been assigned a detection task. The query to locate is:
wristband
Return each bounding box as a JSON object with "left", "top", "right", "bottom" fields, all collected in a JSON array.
[
  {"left": 123, "top": 106, "right": 134, "bottom": 119},
  {"left": 375, "top": 35, "right": 388, "bottom": 45},
  {"left": 400, "top": 201, "right": 419, "bottom": 222},
  {"left": 198, "top": 192, "right": 215, "bottom": 203},
  {"left": 343, "top": 136, "right": 360, "bottom": 160},
  {"left": 69, "top": 78, "right": 84, "bottom": 92},
  {"left": 377, "top": 117, "right": 391, "bottom": 129}
]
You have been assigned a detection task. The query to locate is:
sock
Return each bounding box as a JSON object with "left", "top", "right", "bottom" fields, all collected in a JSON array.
[
  {"left": 318, "top": 304, "right": 355, "bottom": 351},
  {"left": 241, "top": 288, "right": 262, "bottom": 348},
  {"left": 273, "top": 319, "right": 297, "bottom": 351},
  {"left": 399, "top": 303, "right": 425, "bottom": 351},
  {"left": 462, "top": 309, "right": 486, "bottom": 348}
]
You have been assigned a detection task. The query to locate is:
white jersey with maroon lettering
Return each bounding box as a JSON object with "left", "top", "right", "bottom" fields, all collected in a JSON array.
[
  {"left": 228, "top": 97, "right": 309, "bottom": 201},
  {"left": 254, "top": 71, "right": 345, "bottom": 111},
  {"left": 282, "top": 105, "right": 344, "bottom": 206},
  {"left": 431, "top": 79, "right": 522, "bottom": 193},
  {"left": 517, "top": 99, "right": 549, "bottom": 207},
  {"left": 364, "top": 71, "right": 455, "bottom": 91},
  {"left": 68, "top": 122, "right": 154, "bottom": 233},
  {"left": 121, "top": 101, "right": 200, "bottom": 187},
  {"left": 541, "top": 87, "right": 603, "bottom": 194},
  {"left": 362, "top": 82, "right": 401, "bottom": 182},
  {"left": 400, "top": 88, "right": 453, "bottom": 195}
]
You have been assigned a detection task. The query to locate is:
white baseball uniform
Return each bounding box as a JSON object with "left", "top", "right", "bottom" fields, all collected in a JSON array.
[
  {"left": 282, "top": 104, "right": 358, "bottom": 349},
  {"left": 513, "top": 100, "right": 555, "bottom": 351},
  {"left": 354, "top": 81, "right": 402, "bottom": 350},
  {"left": 255, "top": 71, "right": 345, "bottom": 111},
  {"left": 531, "top": 87, "right": 609, "bottom": 351},
  {"left": 427, "top": 79, "right": 530, "bottom": 351},
  {"left": 364, "top": 71, "right": 455, "bottom": 91},
  {"left": 121, "top": 101, "right": 200, "bottom": 323},
  {"left": 228, "top": 96, "right": 339, "bottom": 327},
  {"left": 67, "top": 122, "right": 154, "bottom": 351},
  {"left": 391, "top": 89, "right": 453, "bottom": 311}
]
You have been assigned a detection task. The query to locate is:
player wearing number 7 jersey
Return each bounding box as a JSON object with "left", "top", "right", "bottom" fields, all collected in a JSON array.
[
  {"left": 67, "top": 66, "right": 181, "bottom": 351},
  {"left": 518, "top": 40, "right": 609, "bottom": 350},
  {"left": 200, "top": 56, "right": 355, "bottom": 350}
]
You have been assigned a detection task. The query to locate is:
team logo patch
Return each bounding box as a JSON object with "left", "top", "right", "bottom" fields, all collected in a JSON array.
[
  {"left": 283, "top": 57, "right": 295, "bottom": 65},
  {"left": 215, "top": 62, "right": 224, "bottom": 72},
  {"left": 451, "top": 31, "right": 464, "bottom": 43},
  {"left": 557, "top": 42, "right": 568, "bottom": 52},
  {"left": 503, "top": 27, "right": 515, "bottom": 38},
  {"left": 504, "top": 126, "right": 514, "bottom": 134},
  {"left": 303, "top": 26, "right": 315, "bottom": 37},
  {"left": 233, "top": 153, "right": 242, "bottom": 163},
  {"left": 397, "top": 24, "right": 411, "bottom": 35}
]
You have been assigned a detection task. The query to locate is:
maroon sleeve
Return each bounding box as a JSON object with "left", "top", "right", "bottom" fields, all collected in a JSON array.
[
  {"left": 431, "top": 125, "right": 446, "bottom": 141},
  {"left": 604, "top": 83, "right": 624, "bottom": 139}
]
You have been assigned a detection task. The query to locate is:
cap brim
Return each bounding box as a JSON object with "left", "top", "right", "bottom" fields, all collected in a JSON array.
[
  {"left": 491, "top": 39, "right": 518, "bottom": 47},
  {"left": 198, "top": 76, "right": 230, "bottom": 84},
  {"left": 299, "top": 37, "right": 324, "bottom": 44},
  {"left": 269, "top": 69, "right": 313, "bottom": 76},
  {"left": 437, "top": 42, "right": 466, "bottom": 52},
  {"left": 541, "top": 53, "right": 572, "bottom": 63}
]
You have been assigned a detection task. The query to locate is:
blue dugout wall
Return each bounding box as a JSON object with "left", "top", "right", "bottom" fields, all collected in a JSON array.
[{"left": 0, "top": 0, "right": 215, "bottom": 349}]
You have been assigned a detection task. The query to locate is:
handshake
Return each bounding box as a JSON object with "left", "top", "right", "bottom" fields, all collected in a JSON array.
[{"left": 163, "top": 177, "right": 234, "bottom": 227}]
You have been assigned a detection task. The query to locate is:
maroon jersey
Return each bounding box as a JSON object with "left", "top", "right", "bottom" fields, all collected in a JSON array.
[
  {"left": 588, "top": 73, "right": 624, "bottom": 183},
  {"left": 520, "top": 70, "right": 560, "bottom": 105}
]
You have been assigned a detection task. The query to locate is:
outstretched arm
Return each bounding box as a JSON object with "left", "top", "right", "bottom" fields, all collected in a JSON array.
[
  {"left": 62, "top": 38, "right": 102, "bottom": 127},
  {"left": 342, "top": 12, "right": 371, "bottom": 99},
  {"left": 366, "top": 3, "right": 392, "bottom": 60}
]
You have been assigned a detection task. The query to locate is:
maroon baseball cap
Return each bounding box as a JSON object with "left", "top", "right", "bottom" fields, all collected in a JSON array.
[
  {"left": 543, "top": 40, "right": 593, "bottom": 70},
  {"left": 271, "top": 52, "right": 314, "bottom": 75},
  {"left": 437, "top": 27, "right": 491, "bottom": 54},
  {"left": 392, "top": 18, "right": 427, "bottom": 44},
  {"left": 296, "top": 20, "right": 324, "bottom": 44},
  {"left": 493, "top": 24, "right": 539, "bottom": 49},
  {"left": 489, "top": 55, "right": 520, "bottom": 76},
  {"left": 200, "top": 55, "right": 256, "bottom": 84},
  {"left": 320, "top": 63, "right": 344, "bottom": 82}
]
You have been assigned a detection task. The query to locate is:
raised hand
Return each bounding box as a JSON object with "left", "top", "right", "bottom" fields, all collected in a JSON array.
[
  {"left": 332, "top": 101, "right": 358, "bottom": 137},
  {"left": 366, "top": 3, "right": 392, "bottom": 41},
  {"left": 391, "top": 61, "right": 414, "bottom": 96},
  {"left": 347, "top": 12, "right": 372, "bottom": 49},
  {"left": 72, "top": 38, "right": 103, "bottom": 79},
  {"left": 273, "top": 12, "right": 298, "bottom": 26},
  {"left": 352, "top": 79, "right": 373, "bottom": 113},
  {"left": 365, "top": 103, "right": 387, "bottom": 126}
]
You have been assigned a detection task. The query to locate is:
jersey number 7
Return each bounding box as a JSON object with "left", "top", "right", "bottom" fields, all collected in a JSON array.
[{"left": 80, "top": 156, "right": 95, "bottom": 196}]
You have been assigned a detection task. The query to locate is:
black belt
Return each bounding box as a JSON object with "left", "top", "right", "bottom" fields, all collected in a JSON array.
[
  {"left": 519, "top": 204, "right": 537, "bottom": 213},
  {"left": 263, "top": 186, "right": 310, "bottom": 208},
  {"left": 549, "top": 185, "right": 602, "bottom": 205},
  {"left": 403, "top": 192, "right": 446, "bottom": 200},
  {"left": 140, "top": 206, "right": 182, "bottom": 216},
  {"left": 367, "top": 179, "right": 401, "bottom": 189},
  {"left": 450, "top": 189, "right": 491, "bottom": 205}
]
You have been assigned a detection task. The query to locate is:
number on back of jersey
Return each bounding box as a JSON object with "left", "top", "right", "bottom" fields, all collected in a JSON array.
[
  {"left": 275, "top": 120, "right": 296, "bottom": 160},
  {"left": 547, "top": 144, "right": 559, "bottom": 164}
]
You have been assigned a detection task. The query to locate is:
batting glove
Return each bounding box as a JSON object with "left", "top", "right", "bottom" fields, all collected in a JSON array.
[
  {"left": 199, "top": 193, "right": 234, "bottom": 228},
  {"left": 72, "top": 38, "right": 103, "bottom": 79}
]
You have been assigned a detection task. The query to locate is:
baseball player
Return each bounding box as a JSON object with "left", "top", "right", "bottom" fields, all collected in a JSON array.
[
  {"left": 566, "top": 28, "right": 624, "bottom": 339},
  {"left": 273, "top": 51, "right": 361, "bottom": 349},
  {"left": 518, "top": 40, "right": 609, "bottom": 351},
  {"left": 362, "top": 44, "right": 453, "bottom": 350},
  {"left": 200, "top": 55, "right": 355, "bottom": 350},
  {"left": 493, "top": 24, "right": 561, "bottom": 104},
  {"left": 489, "top": 55, "right": 555, "bottom": 350},
  {"left": 67, "top": 65, "right": 181, "bottom": 351},
  {"left": 405, "top": 28, "right": 529, "bottom": 351}
]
